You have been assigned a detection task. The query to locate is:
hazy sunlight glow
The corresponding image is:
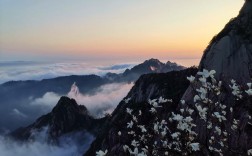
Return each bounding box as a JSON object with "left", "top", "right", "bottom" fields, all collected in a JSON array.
[{"left": 0, "top": 0, "right": 244, "bottom": 62}]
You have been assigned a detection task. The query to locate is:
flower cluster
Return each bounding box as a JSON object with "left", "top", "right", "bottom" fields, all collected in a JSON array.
[{"left": 96, "top": 69, "right": 252, "bottom": 156}]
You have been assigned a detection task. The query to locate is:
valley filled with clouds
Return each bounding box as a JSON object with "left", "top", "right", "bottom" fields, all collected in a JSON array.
[{"left": 0, "top": 61, "right": 135, "bottom": 84}]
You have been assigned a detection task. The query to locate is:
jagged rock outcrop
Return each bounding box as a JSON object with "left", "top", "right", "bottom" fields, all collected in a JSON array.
[
  {"left": 10, "top": 96, "right": 107, "bottom": 141},
  {"left": 84, "top": 67, "right": 197, "bottom": 156}
]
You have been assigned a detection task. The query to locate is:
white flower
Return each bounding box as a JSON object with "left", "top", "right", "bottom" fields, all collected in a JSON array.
[
  {"left": 231, "top": 79, "right": 236, "bottom": 84},
  {"left": 215, "top": 126, "right": 221, "bottom": 135},
  {"left": 131, "top": 140, "right": 139, "bottom": 147},
  {"left": 137, "top": 152, "right": 147, "bottom": 156},
  {"left": 129, "top": 147, "right": 139, "bottom": 155},
  {"left": 123, "top": 145, "right": 129, "bottom": 152},
  {"left": 184, "top": 116, "right": 193, "bottom": 123},
  {"left": 246, "top": 89, "right": 252, "bottom": 96},
  {"left": 199, "top": 77, "right": 207, "bottom": 84},
  {"left": 233, "top": 119, "right": 239, "bottom": 125},
  {"left": 223, "top": 131, "right": 228, "bottom": 136},
  {"left": 158, "top": 97, "right": 168, "bottom": 103},
  {"left": 128, "top": 131, "right": 135, "bottom": 135},
  {"left": 118, "top": 131, "right": 121, "bottom": 136},
  {"left": 127, "top": 120, "right": 134, "bottom": 128},
  {"left": 161, "top": 129, "right": 167, "bottom": 137},
  {"left": 187, "top": 108, "right": 194, "bottom": 115},
  {"left": 219, "top": 141, "right": 224, "bottom": 147},
  {"left": 126, "top": 108, "right": 133, "bottom": 115},
  {"left": 248, "top": 149, "right": 252, "bottom": 155},
  {"left": 181, "top": 100, "right": 185, "bottom": 105},
  {"left": 248, "top": 83, "right": 252, "bottom": 88},
  {"left": 148, "top": 99, "right": 159, "bottom": 107},
  {"left": 154, "top": 123, "right": 159, "bottom": 132},
  {"left": 213, "top": 112, "right": 226, "bottom": 122},
  {"left": 96, "top": 150, "right": 108, "bottom": 156},
  {"left": 180, "top": 109, "right": 184, "bottom": 113},
  {"left": 149, "top": 108, "right": 157, "bottom": 113},
  {"left": 161, "top": 120, "right": 167, "bottom": 125},
  {"left": 196, "top": 87, "right": 207, "bottom": 99},
  {"left": 187, "top": 75, "right": 195, "bottom": 83},
  {"left": 171, "top": 132, "right": 180, "bottom": 139},
  {"left": 230, "top": 107, "right": 233, "bottom": 112},
  {"left": 124, "top": 98, "right": 131, "bottom": 104},
  {"left": 139, "top": 110, "right": 142, "bottom": 116},
  {"left": 190, "top": 143, "right": 200, "bottom": 151},
  {"left": 133, "top": 115, "right": 138, "bottom": 122},
  {"left": 207, "top": 122, "right": 212, "bottom": 129},
  {"left": 220, "top": 104, "right": 226, "bottom": 109},
  {"left": 196, "top": 105, "right": 208, "bottom": 120},
  {"left": 194, "top": 95, "right": 200, "bottom": 102},
  {"left": 172, "top": 112, "right": 183, "bottom": 121},
  {"left": 231, "top": 124, "right": 237, "bottom": 130},
  {"left": 138, "top": 125, "right": 147, "bottom": 133},
  {"left": 197, "top": 69, "right": 215, "bottom": 78}
]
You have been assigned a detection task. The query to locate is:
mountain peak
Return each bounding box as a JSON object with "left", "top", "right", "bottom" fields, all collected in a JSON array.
[
  {"left": 143, "top": 58, "right": 161, "bottom": 64},
  {"left": 240, "top": 0, "right": 252, "bottom": 15},
  {"left": 53, "top": 96, "right": 88, "bottom": 115},
  {"left": 67, "top": 82, "right": 80, "bottom": 98}
]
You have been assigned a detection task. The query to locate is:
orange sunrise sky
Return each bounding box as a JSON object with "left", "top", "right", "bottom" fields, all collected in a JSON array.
[{"left": 0, "top": 0, "right": 244, "bottom": 65}]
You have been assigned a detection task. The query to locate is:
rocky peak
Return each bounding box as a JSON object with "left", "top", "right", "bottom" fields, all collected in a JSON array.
[
  {"left": 143, "top": 58, "right": 162, "bottom": 65},
  {"left": 53, "top": 96, "right": 87, "bottom": 114},
  {"left": 67, "top": 82, "right": 80, "bottom": 98},
  {"left": 10, "top": 96, "right": 106, "bottom": 141},
  {"left": 240, "top": 0, "right": 252, "bottom": 15}
]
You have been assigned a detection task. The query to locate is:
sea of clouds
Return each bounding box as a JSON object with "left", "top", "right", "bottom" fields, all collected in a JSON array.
[
  {"left": 0, "top": 61, "right": 134, "bottom": 156},
  {"left": 0, "top": 61, "right": 135, "bottom": 84},
  {"left": 0, "top": 126, "right": 94, "bottom": 156},
  {"left": 31, "top": 82, "right": 134, "bottom": 118}
]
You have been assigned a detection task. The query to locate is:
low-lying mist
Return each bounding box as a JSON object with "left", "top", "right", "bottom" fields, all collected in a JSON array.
[
  {"left": 0, "top": 82, "right": 133, "bottom": 133},
  {"left": 32, "top": 83, "right": 133, "bottom": 117},
  {"left": 0, "top": 127, "right": 94, "bottom": 156}
]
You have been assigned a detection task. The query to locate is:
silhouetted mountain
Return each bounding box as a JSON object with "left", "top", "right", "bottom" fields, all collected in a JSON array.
[
  {"left": 105, "top": 58, "right": 185, "bottom": 82},
  {"left": 0, "top": 75, "right": 107, "bottom": 132},
  {"left": 10, "top": 96, "right": 107, "bottom": 141},
  {"left": 0, "top": 59, "right": 184, "bottom": 132}
]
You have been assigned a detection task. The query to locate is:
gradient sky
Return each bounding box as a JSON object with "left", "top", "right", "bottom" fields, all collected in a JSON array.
[{"left": 0, "top": 0, "right": 244, "bottom": 63}]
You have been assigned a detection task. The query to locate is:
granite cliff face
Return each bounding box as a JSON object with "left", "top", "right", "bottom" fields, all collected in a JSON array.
[
  {"left": 85, "top": 67, "right": 198, "bottom": 156},
  {"left": 199, "top": 0, "right": 252, "bottom": 83},
  {"left": 181, "top": 0, "right": 252, "bottom": 154}
]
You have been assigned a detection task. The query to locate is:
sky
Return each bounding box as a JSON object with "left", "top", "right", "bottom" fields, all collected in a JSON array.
[{"left": 0, "top": 0, "right": 244, "bottom": 64}]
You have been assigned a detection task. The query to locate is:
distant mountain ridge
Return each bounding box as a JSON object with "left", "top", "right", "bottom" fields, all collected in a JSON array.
[
  {"left": 0, "top": 58, "right": 185, "bottom": 132},
  {"left": 8, "top": 67, "right": 196, "bottom": 155},
  {"left": 105, "top": 58, "right": 185, "bottom": 82}
]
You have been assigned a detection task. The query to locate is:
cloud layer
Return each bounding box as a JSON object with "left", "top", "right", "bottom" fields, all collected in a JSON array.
[
  {"left": 0, "top": 127, "right": 94, "bottom": 156},
  {"left": 31, "top": 83, "right": 133, "bottom": 118},
  {"left": 0, "top": 61, "right": 135, "bottom": 84}
]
